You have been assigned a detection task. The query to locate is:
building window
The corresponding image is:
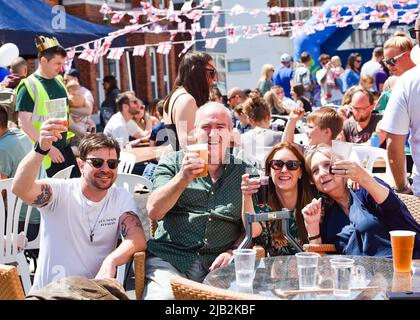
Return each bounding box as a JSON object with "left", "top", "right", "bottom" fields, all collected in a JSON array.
[
  {"left": 149, "top": 47, "right": 158, "bottom": 99},
  {"left": 227, "top": 59, "right": 251, "bottom": 73}
]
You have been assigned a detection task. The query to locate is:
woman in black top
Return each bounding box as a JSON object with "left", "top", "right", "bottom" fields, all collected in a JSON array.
[
  {"left": 291, "top": 84, "right": 312, "bottom": 113},
  {"left": 163, "top": 51, "right": 217, "bottom": 150}
]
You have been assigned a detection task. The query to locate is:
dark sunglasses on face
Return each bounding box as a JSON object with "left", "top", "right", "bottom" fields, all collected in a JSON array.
[
  {"left": 206, "top": 68, "right": 217, "bottom": 78},
  {"left": 384, "top": 51, "right": 406, "bottom": 66},
  {"left": 269, "top": 159, "right": 302, "bottom": 171},
  {"left": 85, "top": 158, "right": 120, "bottom": 169},
  {"left": 408, "top": 27, "right": 419, "bottom": 40}
]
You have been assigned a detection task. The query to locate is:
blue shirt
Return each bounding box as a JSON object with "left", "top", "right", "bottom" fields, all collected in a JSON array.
[
  {"left": 320, "top": 178, "right": 420, "bottom": 258},
  {"left": 342, "top": 69, "right": 360, "bottom": 92},
  {"left": 150, "top": 122, "right": 168, "bottom": 146},
  {"left": 273, "top": 66, "right": 293, "bottom": 98}
]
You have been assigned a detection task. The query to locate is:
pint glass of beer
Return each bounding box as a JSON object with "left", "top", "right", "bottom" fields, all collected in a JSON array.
[
  {"left": 389, "top": 230, "right": 416, "bottom": 273},
  {"left": 45, "top": 98, "right": 68, "bottom": 132},
  {"left": 186, "top": 143, "right": 208, "bottom": 178}
]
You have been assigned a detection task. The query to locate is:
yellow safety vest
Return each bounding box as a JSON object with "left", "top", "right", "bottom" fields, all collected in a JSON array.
[{"left": 16, "top": 74, "right": 74, "bottom": 169}]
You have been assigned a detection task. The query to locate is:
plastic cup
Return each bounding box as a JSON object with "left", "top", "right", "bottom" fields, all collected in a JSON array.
[
  {"left": 331, "top": 140, "right": 353, "bottom": 165},
  {"left": 255, "top": 176, "right": 269, "bottom": 207},
  {"left": 186, "top": 143, "right": 208, "bottom": 178},
  {"left": 330, "top": 257, "right": 355, "bottom": 296},
  {"left": 45, "top": 98, "right": 68, "bottom": 132},
  {"left": 233, "top": 249, "right": 256, "bottom": 287},
  {"left": 295, "top": 252, "right": 320, "bottom": 290},
  {"left": 389, "top": 230, "right": 416, "bottom": 273}
]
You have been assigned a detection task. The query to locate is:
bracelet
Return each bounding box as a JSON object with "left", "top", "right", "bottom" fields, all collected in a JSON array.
[
  {"left": 393, "top": 183, "right": 410, "bottom": 193},
  {"left": 308, "top": 234, "right": 321, "bottom": 241}
]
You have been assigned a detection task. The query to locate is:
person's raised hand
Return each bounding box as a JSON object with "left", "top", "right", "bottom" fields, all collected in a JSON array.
[
  {"left": 179, "top": 151, "right": 205, "bottom": 183},
  {"left": 302, "top": 198, "right": 322, "bottom": 229},
  {"left": 331, "top": 160, "right": 367, "bottom": 185},
  {"left": 38, "top": 118, "right": 66, "bottom": 154},
  {"left": 241, "top": 174, "right": 261, "bottom": 196},
  {"left": 289, "top": 106, "right": 305, "bottom": 121}
]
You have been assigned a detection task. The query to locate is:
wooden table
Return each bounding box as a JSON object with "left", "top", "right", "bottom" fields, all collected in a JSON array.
[{"left": 129, "top": 145, "right": 167, "bottom": 163}]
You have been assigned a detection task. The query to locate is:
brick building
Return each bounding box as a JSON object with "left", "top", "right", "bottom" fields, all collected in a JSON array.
[{"left": 41, "top": 0, "right": 190, "bottom": 110}]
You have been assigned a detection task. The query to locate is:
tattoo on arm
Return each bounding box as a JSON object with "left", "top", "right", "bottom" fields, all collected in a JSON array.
[
  {"left": 32, "top": 184, "right": 52, "bottom": 208},
  {"left": 120, "top": 211, "right": 143, "bottom": 238}
]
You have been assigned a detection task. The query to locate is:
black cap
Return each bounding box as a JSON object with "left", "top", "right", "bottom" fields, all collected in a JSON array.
[{"left": 66, "top": 68, "right": 80, "bottom": 80}]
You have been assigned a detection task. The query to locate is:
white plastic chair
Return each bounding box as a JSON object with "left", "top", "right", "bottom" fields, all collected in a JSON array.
[
  {"left": 0, "top": 178, "right": 32, "bottom": 295},
  {"left": 294, "top": 133, "right": 309, "bottom": 146},
  {"left": 114, "top": 173, "right": 153, "bottom": 286},
  {"left": 351, "top": 146, "right": 388, "bottom": 172},
  {"left": 51, "top": 164, "right": 75, "bottom": 179},
  {"left": 351, "top": 146, "right": 394, "bottom": 186},
  {"left": 118, "top": 152, "right": 136, "bottom": 174}
]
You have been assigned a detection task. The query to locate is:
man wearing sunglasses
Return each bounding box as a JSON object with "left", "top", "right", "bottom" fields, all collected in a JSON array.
[
  {"left": 143, "top": 102, "right": 256, "bottom": 299},
  {"left": 380, "top": 16, "right": 420, "bottom": 196},
  {"left": 104, "top": 91, "right": 148, "bottom": 148},
  {"left": 12, "top": 125, "right": 147, "bottom": 292}
]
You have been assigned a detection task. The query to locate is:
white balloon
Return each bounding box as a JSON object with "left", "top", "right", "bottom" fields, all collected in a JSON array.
[{"left": 0, "top": 43, "right": 19, "bottom": 67}]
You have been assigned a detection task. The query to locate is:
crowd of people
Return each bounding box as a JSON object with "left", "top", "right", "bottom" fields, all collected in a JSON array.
[{"left": 1, "top": 16, "right": 420, "bottom": 300}]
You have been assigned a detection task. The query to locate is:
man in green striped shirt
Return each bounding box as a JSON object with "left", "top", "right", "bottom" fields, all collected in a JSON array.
[{"left": 143, "top": 102, "right": 256, "bottom": 299}]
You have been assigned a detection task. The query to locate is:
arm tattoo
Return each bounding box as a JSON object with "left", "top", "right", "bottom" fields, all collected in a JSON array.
[
  {"left": 120, "top": 211, "right": 143, "bottom": 238},
  {"left": 32, "top": 184, "right": 52, "bottom": 208}
]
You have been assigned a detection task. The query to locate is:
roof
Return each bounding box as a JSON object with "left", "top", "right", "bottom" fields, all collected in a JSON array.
[{"left": 0, "top": 0, "right": 124, "bottom": 55}]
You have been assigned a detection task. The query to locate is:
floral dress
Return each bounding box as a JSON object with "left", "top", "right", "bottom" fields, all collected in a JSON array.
[{"left": 253, "top": 205, "right": 300, "bottom": 256}]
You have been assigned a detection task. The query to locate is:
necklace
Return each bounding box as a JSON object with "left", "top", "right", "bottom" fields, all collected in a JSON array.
[{"left": 82, "top": 191, "right": 107, "bottom": 243}]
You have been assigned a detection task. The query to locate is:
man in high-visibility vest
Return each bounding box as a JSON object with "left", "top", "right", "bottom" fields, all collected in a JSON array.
[{"left": 16, "top": 35, "right": 80, "bottom": 178}]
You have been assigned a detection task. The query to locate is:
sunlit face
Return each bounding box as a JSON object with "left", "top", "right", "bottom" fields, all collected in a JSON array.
[
  {"left": 270, "top": 149, "right": 302, "bottom": 193},
  {"left": 306, "top": 121, "right": 331, "bottom": 145},
  {"left": 384, "top": 47, "right": 409, "bottom": 76},
  {"left": 351, "top": 91, "right": 372, "bottom": 122},
  {"left": 272, "top": 87, "right": 284, "bottom": 100},
  {"left": 127, "top": 95, "right": 142, "bottom": 116},
  {"left": 195, "top": 108, "right": 232, "bottom": 164},
  {"left": 80, "top": 148, "right": 118, "bottom": 191},
  {"left": 64, "top": 74, "right": 77, "bottom": 84},
  {"left": 309, "top": 151, "right": 343, "bottom": 195},
  {"left": 41, "top": 54, "right": 65, "bottom": 78},
  {"left": 205, "top": 60, "right": 218, "bottom": 87}
]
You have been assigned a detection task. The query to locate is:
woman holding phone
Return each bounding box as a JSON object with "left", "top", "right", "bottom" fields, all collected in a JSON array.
[{"left": 302, "top": 143, "right": 420, "bottom": 257}]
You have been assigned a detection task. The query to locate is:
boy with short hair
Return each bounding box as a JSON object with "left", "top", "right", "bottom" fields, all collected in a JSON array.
[{"left": 281, "top": 106, "right": 344, "bottom": 151}]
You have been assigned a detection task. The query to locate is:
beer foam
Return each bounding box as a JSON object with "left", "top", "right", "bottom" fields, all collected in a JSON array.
[
  {"left": 186, "top": 143, "right": 208, "bottom": 151},
  {"left": 389, "top": 230, "right": 416, "bottom": 237}
]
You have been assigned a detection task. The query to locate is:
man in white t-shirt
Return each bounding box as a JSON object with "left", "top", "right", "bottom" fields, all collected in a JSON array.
[
  {"left": 360, "top": 47, "right": 383, "bottom": 92},
  {"left": 380, "top": 17, "right": 420, "bottom": 196},
  {"left": 103, "top": 91, "right": 147, "bottom": 147},
  {"left": 12, "top": 127, "right": 147, "bottom": 292}
]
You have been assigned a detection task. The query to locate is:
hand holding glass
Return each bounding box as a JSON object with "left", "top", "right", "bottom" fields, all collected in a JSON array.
[
  {"left": 45, "top": 98, "right": 68, "bottom": 133},
  {"left": 186, "top": 143, "right": 208, "bottom": 178}
]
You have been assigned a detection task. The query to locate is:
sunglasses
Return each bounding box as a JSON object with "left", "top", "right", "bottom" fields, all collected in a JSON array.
[
  {"left": 269, "top": 159, "right": 302, "bottom": 171},
  {"left": 206, "top": 68, "right": 217, "bottom": 78},
  {"left": 408, "top": 27, "right": 420, "bottom": 40},
  {"left": 85, "top": 158, "right": 120, "bottom": 169},
  {"left": 384, "top": 51, "right": 407, "bottom": 66}
]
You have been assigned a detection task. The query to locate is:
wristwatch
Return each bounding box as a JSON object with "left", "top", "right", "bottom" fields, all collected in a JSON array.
[{"left": 34, "top": 141, "right": 50, "bottom": 155}]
